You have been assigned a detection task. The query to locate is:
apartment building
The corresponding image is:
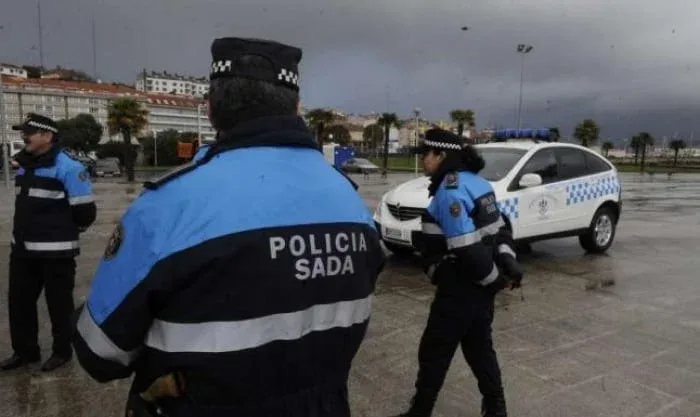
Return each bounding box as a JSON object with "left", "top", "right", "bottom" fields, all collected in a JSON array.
[
  {"left": 0, "top": 64, "right": 28, "bottom": 79},
  {"left": 1, "top": 77, "right": 144, "bottom": 144},
  {"left": 145, "top": 94, "right": 215, "bottom": 142},
  {"left": 1, "top": 77, "right": 214, "bottom": 145},
  {"left": 136, "top": 70, "right": 208, "bottom": 98}
]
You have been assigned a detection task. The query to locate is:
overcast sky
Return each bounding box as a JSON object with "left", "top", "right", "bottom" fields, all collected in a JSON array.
[{"left": 2, "top": 0, "right": 699, "bottom": 142}]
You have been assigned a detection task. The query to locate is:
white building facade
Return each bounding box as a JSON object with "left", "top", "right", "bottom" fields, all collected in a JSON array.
[
  {"left": 1, "top": 78, "right": 215, "bottom": 147},
  {"left": 1, "top": 78, "right": 145, "bottom": 144},
  {"left": 0, "top": 64, "right": 28, "bottom": 79},
  {"left": 145, "top": 95, "right": 215, "bottom": 142},
  {"left": 136, "top": 71, "right": 208, "bottom": 98}
]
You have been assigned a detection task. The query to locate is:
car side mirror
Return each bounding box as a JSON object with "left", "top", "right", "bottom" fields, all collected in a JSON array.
[{"left": 518, "top": 173, "right": 543, "bottom": 188}]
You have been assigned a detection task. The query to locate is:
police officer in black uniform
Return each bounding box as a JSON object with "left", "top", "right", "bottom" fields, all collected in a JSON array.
[
  {"left": 393, "top": 128, "right": 523, "bottom": 417},
  {"left": 72, "top": 37, "right": 384, "bottom": 417},
  {"left": 1, "top": 113, "right": 96, "bottom": 372}
]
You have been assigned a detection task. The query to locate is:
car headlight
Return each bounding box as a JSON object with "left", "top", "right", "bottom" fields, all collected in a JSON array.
[{"left": 374, "top": 194, "right": 388, "bottom": 217}]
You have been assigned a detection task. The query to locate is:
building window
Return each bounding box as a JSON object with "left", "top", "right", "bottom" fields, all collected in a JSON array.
[{"left": 89, "top": 107, "right": 99, "bottom": 114}]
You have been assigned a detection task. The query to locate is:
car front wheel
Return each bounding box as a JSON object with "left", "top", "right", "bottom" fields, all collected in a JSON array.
[{"left": 579, "top": 206, "right": 617, "bottom": 254}]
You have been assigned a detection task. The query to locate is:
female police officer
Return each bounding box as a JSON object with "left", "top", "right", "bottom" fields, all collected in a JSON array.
[{"left": 393, "top": 128, "right": 522, "bottom": 417}]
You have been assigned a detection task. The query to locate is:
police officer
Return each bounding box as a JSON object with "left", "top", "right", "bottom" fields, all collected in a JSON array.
[
  {"left": 72, "top": 37, "right": 384, "bottom": 417},
  {"left": 393, "top": 128, "right": 522, "bottom": 417},
  {"left": 1, "top": 113, "right": 96, "bottom": 372}
]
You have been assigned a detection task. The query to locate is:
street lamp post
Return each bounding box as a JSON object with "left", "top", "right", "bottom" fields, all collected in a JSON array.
[
  {"left": 413, "top": 107, "right": 421, "bottom": 176},
  {"left": 516, "top": 43, "right": 534, "bottom": 130},
  {"left": 152, "top": 130, "right": 158, "bottom": 167},
  {"left": 196, "top": 104, "right": 202, "bottom": 147},
  {"left": 0, "top": 73, "right": 11, "bottom": 188}
]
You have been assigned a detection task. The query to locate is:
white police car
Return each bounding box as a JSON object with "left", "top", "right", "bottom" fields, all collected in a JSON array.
[{"left": 373, "top": 131, "right": 622, "bottom": 256}]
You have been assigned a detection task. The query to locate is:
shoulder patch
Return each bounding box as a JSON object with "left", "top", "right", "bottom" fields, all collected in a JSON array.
[
  {"left": 449, "top": 201, "right": 462, "bottom": 217},
  {"left": 143, "top": 160, "right": 200, "bottom": 190},
  {"left": 445, "top": 172, "right": 459, "bottom": 189},
  {"left": 104, "top": 222, "right": 124, "bottom": 261}
]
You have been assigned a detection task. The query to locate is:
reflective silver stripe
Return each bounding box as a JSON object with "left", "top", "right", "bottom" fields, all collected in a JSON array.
[
  {"left": 446, "top": 218, "right": 505, "bottom": 250},
  {"left": 498, "top": 244, "right": 517, "bottom": 259},
  {"left": 24, "top": 240, "right": 79, "bottom": 251},
  {"left": 77, "top": 307, "right": 139, "bottom": 366},
  {"left": 145, "top": 295, "right": 373, "bottom": 353},
  {"left": 69, "top": 195, "right": 94, "bottom": 205},
  {"left": 28, "top": 188, "right": 65, "bottom": 199},
  {"left": 479, "top": 264, "right": 500, "bottom": 286},
  {"left": 422, "top": 222, "right": 444, "bottom": 235}
]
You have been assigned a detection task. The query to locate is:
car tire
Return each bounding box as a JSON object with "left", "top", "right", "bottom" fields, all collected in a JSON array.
[
  {"left": 579, "top": 206, "right": 617, "bottom": 254},
  {"left": 383, "top": 241, "right": 415, "bottom": 257}
]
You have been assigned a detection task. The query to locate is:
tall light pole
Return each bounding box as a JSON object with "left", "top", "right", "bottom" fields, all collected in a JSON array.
[
  {"left": 413, "top": 107, "right": 421, "bottom": 176},
  {"left": 37, "top": 0, "right": 45, "bottom": 71},
  {"left": 196, "top": 103, "right": 202, "bottom": 146},
  {"left": 516, "top": 43, "right": 533, "bottom": 130},
  {"left": 152, "top": 130, "right": 158, "bottom": 167},
  {"left": 0, "top": 73, "right": 11, "bottom": 188}
]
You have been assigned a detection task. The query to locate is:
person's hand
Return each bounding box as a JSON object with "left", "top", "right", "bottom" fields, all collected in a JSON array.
[{"left": 10, "top": 160, "right": 19, "bottom": 168}]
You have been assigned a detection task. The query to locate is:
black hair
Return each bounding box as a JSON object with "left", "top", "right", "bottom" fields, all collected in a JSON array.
[
  {"left": 432, "top": 144, "right": 485, "bottom": 174},
  {"left": 208, "top": 55, "right": 299, "bottom": 131}
]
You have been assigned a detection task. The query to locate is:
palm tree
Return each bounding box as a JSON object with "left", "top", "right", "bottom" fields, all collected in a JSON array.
[
  {"left": 377, "top": 113, "right": 400, "bottom": 171},
  {"left": 669, "top": 139, "right": 687, "bottom": 167},
  {"left": 601, "top": 141, "right": 614, "bottom": 157},
  {"left": 573, "top": 119, "right": 600, "bottom": 147},
  {"left": 449, "top": 109, "right": 476, "bottom": 138},
  {"left": 305, "top": 108, "right": 336, "bottom": 147},
  {"left": 630, "top": 135, "right": 642, "bottom": 165},
  {"left": 107, "top": 98, "right": 149, "bottom": 182},
  {"left": 362, "top": 123, "right": 383, "bottom": 152},
  {"left": 635, "top": 132, "right": 654, "bottom": 172}
]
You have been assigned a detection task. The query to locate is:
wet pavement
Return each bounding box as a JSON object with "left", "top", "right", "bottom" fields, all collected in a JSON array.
[{"left": 1, "top": 172, "right": 700, "bottom": 416}]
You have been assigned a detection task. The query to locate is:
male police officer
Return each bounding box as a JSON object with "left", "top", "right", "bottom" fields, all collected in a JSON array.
[
  {"left": 393, "top": 128, "right": 522, "bottom": 417},
  {"left": 1, "top": 113, "right": 96, "bottom": 372},
  {"left": 72, "top": 37, "right": 384, "bottom": 417}
]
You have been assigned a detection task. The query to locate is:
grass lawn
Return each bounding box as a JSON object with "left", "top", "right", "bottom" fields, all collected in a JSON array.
[{"left": 614, "top": 163, "right": 700, "bottom": 173}]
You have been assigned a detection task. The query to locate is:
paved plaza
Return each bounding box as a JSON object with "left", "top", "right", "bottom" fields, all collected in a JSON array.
[{"left": 0, "top": 172, "right": 699, "bottom": 416}]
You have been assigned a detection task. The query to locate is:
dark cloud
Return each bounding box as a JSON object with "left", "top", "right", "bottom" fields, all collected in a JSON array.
[{"left": 1, "top": 0, "right": 698, "bottom": 139}]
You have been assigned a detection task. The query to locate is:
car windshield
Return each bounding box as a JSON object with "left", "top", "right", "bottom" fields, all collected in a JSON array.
[
  {"left": 354, "top": 158, "right": 372, "bottom": 164},
  {"left": 476, "top": 148, "right": 527, "bottom": 181}
]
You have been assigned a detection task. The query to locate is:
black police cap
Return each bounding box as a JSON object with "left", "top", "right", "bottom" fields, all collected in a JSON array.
[
  {"left": 210, "top": 37, "right": 302, "bottom": 91},
  {"left": 413, "top": 127, "right": 464, "bottom": 154},
  {"left": 12, "top": 113, "right": 58, "bottom": 134}
]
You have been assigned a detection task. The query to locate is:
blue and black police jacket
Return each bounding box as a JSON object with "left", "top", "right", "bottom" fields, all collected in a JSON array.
[
  {"left": 420, "top": 170, "right": 507, "bottom": 286},
  {"left": 13, "top": 146, "right": 96, "bottom": 258},
  {"left": 72, "top": 116, "right": 384, "bottom": 413}
]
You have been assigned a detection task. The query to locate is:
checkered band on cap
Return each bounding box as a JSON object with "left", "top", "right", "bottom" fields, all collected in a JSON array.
[
  {"left": 211, "top": 60, "right": 233, "bottom": 75},
  {"left": 27, "top": 120, "right": 58, "bottom": 133},
  {"left": 423, "top": 139, "right": 463, "bottom": 150},
  {"left": 277, "top": 68, "right": 299, "bottom": 87}
]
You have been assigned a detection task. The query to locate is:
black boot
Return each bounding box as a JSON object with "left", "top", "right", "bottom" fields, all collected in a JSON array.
[
  {"left": 391, "top": 395, "right": 435, "bottom": 417},
  {"left": 40, "top": 353, "right": 72, "bottom": 372},
  {"left": 481, "top": 395, "right": 507, "bottom": 417},
  {"left": 0, "top": 354, "right": 41, "bottom": 371}
]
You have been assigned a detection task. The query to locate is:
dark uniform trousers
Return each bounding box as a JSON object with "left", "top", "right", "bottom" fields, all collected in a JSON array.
[
  {"left": 9, "top": 255, "right": 76, "bottom": 359},
  {"left": 414, "top": 266, "right": 505, "bottom": 413}
]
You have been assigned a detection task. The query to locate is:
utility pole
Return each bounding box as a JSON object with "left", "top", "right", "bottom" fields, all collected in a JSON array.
[
  {"left": 37, "top": 0, "right": 45, "bottom": 72},
  {"left": 516, "top": 43, "right": 533, "bottom": 130},
  {"left": 0, "top": 73, "right": 11, "bottom": 188},
  {"left": 196, "top": 104, "right": 202, "bottom": 146},
  {"left": 413, "top": 107, "right": 421, "bottom": 176},
  {"left": 92, "top": 18, "right": 98, "bottom": 80}
]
